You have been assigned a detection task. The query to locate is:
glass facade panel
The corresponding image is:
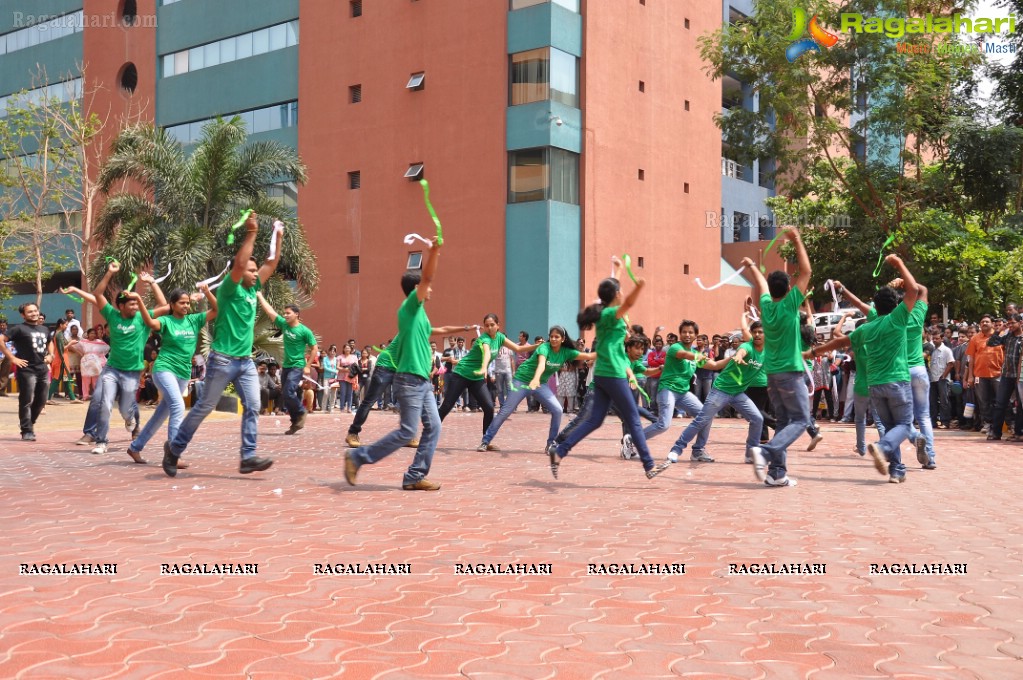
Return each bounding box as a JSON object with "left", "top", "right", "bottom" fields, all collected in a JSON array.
[
  {"left": 163, "top": 54, "right": 175, "bottom": 77},
  {"left": 204, "top": 42, "right": 220, "bottom": 67},
  {"left": 252, "top": 28, "right": 269, "bottom": 55},
  {"left": 220, "top": 37, "right": 236, "bottom": 62},
  {"left": 510, "top": 48, "right": 549, "bottom": 106},
  {"left": 188, "top": 46, "right": 204, "bottom": 70},
  {"left": 174, "top": 50, "right": 188, "bottom": 74},
  {"left": 286, "top": 21, "right": 299, "bottom": 46},
  {"left": 268, "top": 24, "right": 287, "bottom": 51},
  {"left": 550, "top": 47, "right": 578, "bottom": 108},
  {"left": 235, "top": 32, "right": 252, "bottom": 59},
  {"left": 251, "top": 106, "right": 272, "bottom": 133},
  {"left": 550, "top": 148, "right": 579, "bottom": 204},
  {"left": 509, "top": 148, "right": 548, "bottom": 203}
]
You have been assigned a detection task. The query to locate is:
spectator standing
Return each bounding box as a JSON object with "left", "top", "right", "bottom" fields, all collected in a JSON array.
[
  {"left": 337, "top": 344, "right": 359, "bottom": 413},
  {"left": 928, "top": 331, "right": 954, "bottom": 429},
  {"left": 965, "top": 315, "right": 1003, "bottom": 434}
]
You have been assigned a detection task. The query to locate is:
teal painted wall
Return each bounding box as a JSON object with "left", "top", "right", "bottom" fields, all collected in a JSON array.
[
  {"left": 0, "top": 33, "right": 82, "bottom": 94},
  {"left": 156, "top": 0, "right": 298, "bottom": 55},
  {"left": 0, "top": 0, "right": 81, "bottom": 33},
  {"left": 507, "top": 3, "right": 581, "bottom": 57},
  {"left": 506, "top": 100, "right": 581, "bottom": 153},
  {"left": 156, "top": 48, "right": 298, "bottom": 126},
  {"left": 505, "top": 201, "right": 581, "bottom": 337}
]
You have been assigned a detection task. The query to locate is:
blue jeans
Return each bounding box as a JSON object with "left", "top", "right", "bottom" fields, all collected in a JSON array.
[
  {"left": 495, "top": 372, "right": 511, "bottom": 408},
  {"left": 337, "top": 381, "right": 354, "bottom": 411},
  {"left": 483, "top": 378, "right": 562, "bottom": 447},
  {"left": 761, "top": 372, "right": 810, "bottom": 481},
  {"left": 281, "top": 367, "right": 306, "bottom": 422},
  {"left": 169, "top": 352, "right": 260, "bottom": 460},
  {"left": 869, "top": 381, "right": 912, "bottom": 478},
  {"left": 90, "top": 367, "right": 141, "bottom": 444},
  {"left": 671, "top": 388, "right": 763, "bottom": 455},
  {"left": 908, "top": 365, "right": 935, "bottom": 462},
  {"left": 854, "top": 392, "right": 886, "bottom": 454},
  {"left": 554, "top": 376, "right": 655, "bottom": 471},
  {"left": 643, "top": 388, "right": 703, "bottom": 440},
  {"left": 131, "top": 371, "right": 189, "bottom": 453},
  {"left": 349, "top": 366, "right": 396, "bottom": 435},
  {"left": 351, "top": 373, "right": 440, "bottom": 485}
]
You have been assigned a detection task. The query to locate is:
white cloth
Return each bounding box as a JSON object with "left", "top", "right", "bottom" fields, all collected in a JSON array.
[{"left": 929, "top": 344, "right": 955, "bottom": 382}]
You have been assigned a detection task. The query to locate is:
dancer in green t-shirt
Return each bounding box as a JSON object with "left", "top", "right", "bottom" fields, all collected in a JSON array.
[
  {"left": 127, "top": 284, "right": 217, "bottom": 464},
  {"left": 256, "top": 292, "right": 318, "bottom": 435}
]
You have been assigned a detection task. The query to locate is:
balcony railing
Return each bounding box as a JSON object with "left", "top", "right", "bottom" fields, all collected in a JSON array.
[{"left": 721, "top": 158, "right": 743, "bottom": 180}]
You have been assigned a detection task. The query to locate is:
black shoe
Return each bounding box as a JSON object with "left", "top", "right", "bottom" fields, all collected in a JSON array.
[
  {"left": 131, "top": 420, "right": 140, "bottom": 439},
  {"left": 21, "top": 432, "right": 36, "bottom": 441},
  {"left": 546, "top": 442, "right": 560, "bottom": 479},
  {"left": 240, "top": 456, "right": 274, "bottom": 474},
  {"left": 162, "top": 441, "right": 179, "bottom": 478}
]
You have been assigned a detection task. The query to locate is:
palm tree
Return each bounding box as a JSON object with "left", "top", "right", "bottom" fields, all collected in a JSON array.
[{"left": 93, "top": 117, "right": 318, "bottom": 314}]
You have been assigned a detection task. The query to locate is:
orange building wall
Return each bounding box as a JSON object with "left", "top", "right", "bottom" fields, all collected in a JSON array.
[
  {"left": 580, "top": 0, "right": 748, "bottom": 337},
  {"left": 298, "top": 1, "right": 510, "bottom": 346}
]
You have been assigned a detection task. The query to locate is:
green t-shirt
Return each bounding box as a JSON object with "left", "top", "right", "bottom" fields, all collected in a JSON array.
[
  {"left": 376, "top": 346, "right": 395, "bottom": 371},
  {"left": 390, "top": 290, "right": 432, "bottom": 379},
  {"left": 905, "top": 300, "right": 928, "bottom": 368},
  {"left": 101, "top": 303, "right": 150, "bottom": 372},
  {"left": 212, "top": 274, "right": 260, "bottom": 357},
  {"left": 274, "top": 316, "right": 316, "bottom": 369},
  {"left": 594, "top": 307, "right": 629, "bottom": 378},
  {"left": 761, "top": 287, "right": 806, "bottom": 374},
  {"left": 848, "top": 301, "right": 912, "bottom": 386},
  {"left": 454, "top": 331, "right": 506, "bottom": 380},
  {"left": 514, "top": 342, "right": 580, "bottom": 385},
  {"left": 714, "top": 341, "right": 765, "bottom": 395},
  {"left": 659, "top": 343, "right": 696, "bottom": 394},
  {"left": 153, "top": 312, "right": 206, "bottom": 380},
  {"left": 849, "top": 322, "right": 872, "bottom": 397},
  {"left": 630, "top": 359, "right": 646, "bottom": 379}
]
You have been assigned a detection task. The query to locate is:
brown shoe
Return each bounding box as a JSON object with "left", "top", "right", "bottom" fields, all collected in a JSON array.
[
  {"left": 402, "top": 479, "right": 441, "bottom": 491},
  {"left": 126, "top": 448, "right": 147, "bottom": 464},
  {"left": 344, "top": 451, "right": 359, "bottom": 486},
  {"left": 345, "top": 433, "right": 361, "bottom": 447},
  {"left": 76, "top": 434, "right": 95, "bottom": 446},
  {"left": 404, "top": 438, "right": 420, "bottom": 448}
]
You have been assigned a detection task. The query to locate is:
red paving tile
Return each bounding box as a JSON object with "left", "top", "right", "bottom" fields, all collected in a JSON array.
[{"left": 2, "top": 407, "right": 1023, "bottom": 678}]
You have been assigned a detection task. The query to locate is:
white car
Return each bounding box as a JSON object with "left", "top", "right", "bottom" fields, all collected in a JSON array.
[{"left": 812, "top": 310, "right": 865, "bottom": 338}]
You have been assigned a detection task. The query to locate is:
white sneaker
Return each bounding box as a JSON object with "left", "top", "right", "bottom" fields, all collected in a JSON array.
[
  {"left": 667, "top": 450, "right": 679, "bottom": 464},
  {"left": 91, "top": 443, "right": 108, "bottom": 455},
  {"left": 619, "top": 434, "right": 633, "bottom": 459},
  {"left": 749, "top": 446, "right": 767, "bottom": 482},
  {"left": 807, "top": 433, "right": 824, "bottom": 451},
  {"left": 765, "top": 476, "right": 798, "bottom": 487}
]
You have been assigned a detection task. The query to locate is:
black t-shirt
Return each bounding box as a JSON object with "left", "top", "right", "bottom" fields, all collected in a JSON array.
[{"left": 6, "top": 323, "right": 50, "bottom": 372}]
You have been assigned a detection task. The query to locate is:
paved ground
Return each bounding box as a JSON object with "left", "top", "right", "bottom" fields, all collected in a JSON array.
[{"left": 2, "top": 397, "right": 1022, "bottom": 679}]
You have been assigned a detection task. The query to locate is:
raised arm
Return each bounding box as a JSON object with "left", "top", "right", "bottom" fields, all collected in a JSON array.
[
  {"left": 257, "top": 218, "right": 284, "bottom": 286},
  {"left": 432, "top": 325, "right": 473, "bottom": 335},
  {"left": 740, "top": 309, "right": 753, "bottom": 342},
  {"left": 617, "top": 277, "right": 645, "bottom": 319},
  {"left": 93, "top": 260, "right": 120, "bottom": 310},
  {"left": 742, "top": 256, "right": 769, "bottom": 301},
  {"left": 810, "top": 334, "right": 851, "bottom": 357},
  {"left": 199, "top": 282, "right": 218, "bottom": 321},
  {"left": 417, "top": 238, "right": 442, "bottom": 303},
  {"left": 502, "top": 337, "right": 543, "bottom": 354},
  {"left": 832, "top": 280, "right": 871, "bottom": 315},
  {"left": 254, "top": 291, "right": 278, "bottom": 323},
  {"left": 60, "top": 286, "right": 97, "bottom": 306},
  {"left": 787, "top": 228, "right": 812, "bottom": 294},
  {"left": 832, "top": 312, "right": 852, "bottom": 340},
  {"left": 230, "top": 212, "right": 259, "bottom": 284},
  {"left": 886, "top": 255, "right": 919, "bottom": 310},
  {"left": 138, "top": 271, "right": 168, "bottom": 308}
]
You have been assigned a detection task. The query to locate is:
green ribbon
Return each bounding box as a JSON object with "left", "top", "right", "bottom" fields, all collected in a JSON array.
[
  {"left": 632, "top": 382, "right": 649, "bottom": 401},
  {"left": 872, "top": 232, "right": 898, "bottom": 277},
  {"left": 419, "top": 179, "right": 443, "bottom": 245},
  {"left": 226, "top": 209, "right": 253, "bottom": 246},
  {"left": 759, "top": 232, "right": 782, "bottom": 273},
  {"left": 372, "top": 345, "right": 386, "bottom": 353},
  {"left": 126, "top": 273, "right": 138, "bottom": 292},
  {"left": 61, "top": 290, "right": 83, "bottom": 304},
  {"left": 104, "top": 256, "right": 119, "bottom": 264},
  {"left": 621, "top": 254, "right": 639, "bottom": 284}
]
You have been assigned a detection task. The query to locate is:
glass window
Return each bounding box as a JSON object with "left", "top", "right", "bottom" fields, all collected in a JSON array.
[
  {"left": 286, "top": 21, "right": 299, "bottom": 46},
  {"left": 16, "top": 29, "right": 28, "bottom": 50},
  {"left": 290, "top": 101, "right": 298, "bottom": 126},
  {"left": 550, "top": 148, "right": 579, "bottom": 204},
  {"left": 235, "top": 32, "right": 252, "bottom": 59},
  {"left": 268, "top": 24, "right": 286, "bottom": 51},
  {"left": 189, "top": 45, "right": 204, "bottom": 70},
  {"left": 204, "top": 41, "right": 220, "bottom": 67},
  {"left": 510, "top": 48, "right": 549, "bottom": 106},
  {"left": 162, "top": 54, "right": 175, "bottom": 77},
  {"left": 509, "top": 148, "right": 548, "bottom": 203},
  {"left": 553, "top": 0, "right": 579, "bottom": 10},
  {"left": 174, "top": 50, "right": 188, "bottom": 74},
  {"left": 251, "top": 106, "right": 272, "bottom": 133},
  {"left": 220, "top": 36, "right": 236, "bottom": 62},
  {"left": 510, "top": 0, "right": 546, "bottom": 8},
  {"left": 28, "top": 27, "right": 39, "bottom": 47},
  {"left": 240, "top": 109, "right": 255, "bottom": 131},
  {"left": 252, "top": 28, "right": 269, "bottom": 55},
  {"left": 550, "top": 47, "right": 578, "bottom": 107},
  {"left": 189, "top": 121, "right": 202, "bottom": 143}
]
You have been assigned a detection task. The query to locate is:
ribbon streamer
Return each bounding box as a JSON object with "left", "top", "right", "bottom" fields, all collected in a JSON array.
[
  {"left": 621, "top": 254, "right": 639, "bottom": 284},
  {"left": 872, "top": 233, "right": 898, "bottom": 277},
  {"left": 632, "top": 382, "right": 650, "bottom": 401},
  {"left": 196, "top": 260, "right": 231, "bottom": 290},
  {"left": 126, "top": 273, "right": 138, "bottom": 292},
  {"left": 824, "top": 279, "right": 840, "bottom": 310},
  {"left": 226, "top": 209, "right": 253, "bottom": 246},
  {"left": 60, "top": 289, "right": 84, "bottom": 304},
  {"left": 473, "top": 325, "right": 481, "bottom": 338},
  {"left": 759, "top": 232, "right": 782, "bottom": 272},
  {"left": 267, "top": 220, "right": 285, "bottom": 261},
  {"left": 419, "top": 179, "right": 443, "bottom": 245},
  {"left": 694, "top": 265, "right": 747, "bottom": 291},
  {"left": 403, "top": 233, "right": 433, "bottom": 247},
  {"left": 748, "top": 305, "right": 760, "bottom": 322},
  {"left": 153, "top": 263, "right": 173, "bottom": 283},
  {"left": 372, "top": 345, "right": 386, "bottom": 353}
]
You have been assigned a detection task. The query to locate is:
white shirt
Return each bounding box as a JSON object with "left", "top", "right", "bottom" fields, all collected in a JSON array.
[{"left": 929, "top": 343, "right": 955, "bottom": 382}]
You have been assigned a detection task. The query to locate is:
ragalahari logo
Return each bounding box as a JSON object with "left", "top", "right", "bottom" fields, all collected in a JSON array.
[{"left": 786, "top": 7, "right": 841, "bottom": 61}]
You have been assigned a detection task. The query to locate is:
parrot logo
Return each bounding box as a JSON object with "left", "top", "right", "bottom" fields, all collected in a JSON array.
[{"left": 786, "top": 7, "right": 840, "bottom": 62}]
